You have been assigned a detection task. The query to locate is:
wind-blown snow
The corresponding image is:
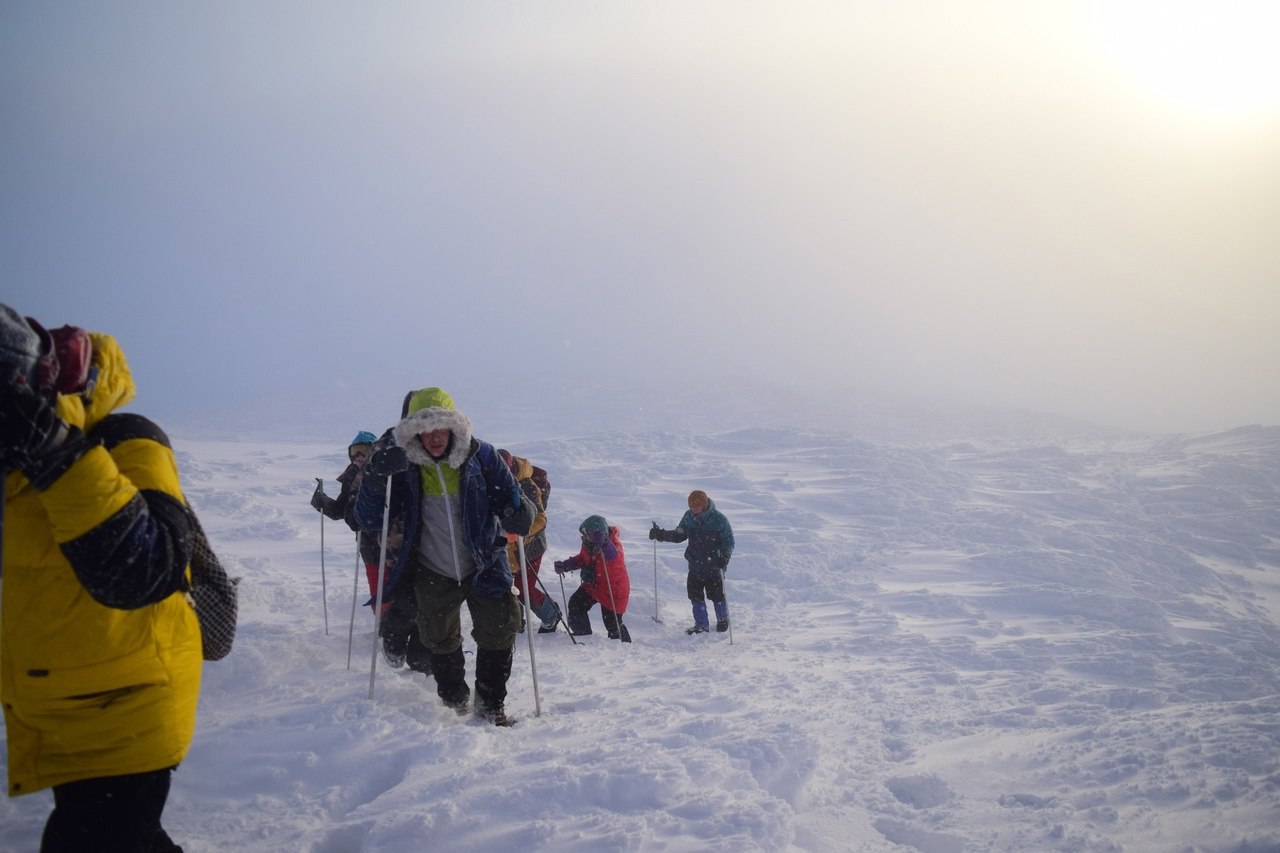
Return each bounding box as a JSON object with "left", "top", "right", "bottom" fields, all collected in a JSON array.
[{"left": 3, "top": 406, "right": 1278, "bottom": 852}]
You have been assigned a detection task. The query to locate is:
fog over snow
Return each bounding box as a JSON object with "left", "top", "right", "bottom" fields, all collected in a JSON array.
[{"left": 3, "top": 386, "right": 1277, "bottom": 852}]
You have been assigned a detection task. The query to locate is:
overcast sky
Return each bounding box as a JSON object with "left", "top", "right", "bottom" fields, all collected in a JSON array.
[{"left": 4, "top": 1, "right": 1278, "bottom": 434}]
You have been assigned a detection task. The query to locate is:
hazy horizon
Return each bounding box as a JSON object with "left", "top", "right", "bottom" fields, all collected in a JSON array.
[{"left": 4, "top": 1, "right": 1278, "bottom": 434}]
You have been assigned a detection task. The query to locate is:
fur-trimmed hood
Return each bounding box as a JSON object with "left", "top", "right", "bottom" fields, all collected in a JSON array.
[{"left": 393, "top": 399, "right": 474, "bottom": 469}]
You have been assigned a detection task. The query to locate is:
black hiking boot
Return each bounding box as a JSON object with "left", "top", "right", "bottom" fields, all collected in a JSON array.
[
  {"left": 716, "top": 619, "right": 729, "bottom": 633},
  {"left": 477, "top": 705, "right": 516, "bottom": 727},
  {"left": 378, "top": 630, "right": 404, "bottom": 666},
  {"left": 686, "top": 625, "right": 709, "bottom": 635}
]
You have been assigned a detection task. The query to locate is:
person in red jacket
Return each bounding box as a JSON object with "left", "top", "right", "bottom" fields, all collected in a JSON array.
[{"left": 554, "top": 514, "right": 631, "bottom": 642}]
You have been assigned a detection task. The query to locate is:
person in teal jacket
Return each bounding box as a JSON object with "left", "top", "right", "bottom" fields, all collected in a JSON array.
[{"left": 650, "top": 489, "right": 735, "bottom": 634}]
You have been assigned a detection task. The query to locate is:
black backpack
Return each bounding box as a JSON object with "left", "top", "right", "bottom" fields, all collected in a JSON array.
[{"left": 529, "top": 464, "right": 550, "bottom": 509}]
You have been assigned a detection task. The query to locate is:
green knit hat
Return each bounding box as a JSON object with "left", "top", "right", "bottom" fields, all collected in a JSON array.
[
  {"left": 406, "top": 387, "right": 455, "bottom": 414},
  {"left": 579, "top": 515, "right": 609, "bottom": 536}
]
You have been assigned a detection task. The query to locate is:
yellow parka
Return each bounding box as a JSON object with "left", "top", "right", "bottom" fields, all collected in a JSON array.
[{"left": 1, "top": 332, "right": 202, "bottom": 796}]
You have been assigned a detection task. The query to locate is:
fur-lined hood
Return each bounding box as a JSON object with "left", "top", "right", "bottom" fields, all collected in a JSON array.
[{"left": 392, "top": 388, "right": 474, "bottom": 469}]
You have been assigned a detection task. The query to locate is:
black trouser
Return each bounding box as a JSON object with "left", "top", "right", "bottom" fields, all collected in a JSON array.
[
  {"left": 42, "top": 767, "right": 181, "bottom": 853},
  {"left": 379, "top": 593, "right": 432, "bottom": 675},
  {"left": 567, "top": 587, "right": 628, "bottom": 640},
  {"left": 415, "top": 568, "right": 520, "bottom": 712},
  {"left": 687, "top": 570, "right": 725, "bottom": 604}
]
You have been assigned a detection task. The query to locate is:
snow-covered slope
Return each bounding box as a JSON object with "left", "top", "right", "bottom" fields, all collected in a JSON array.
[{"left": 3, "top": 415, "right": 1277, "bottom": 852}]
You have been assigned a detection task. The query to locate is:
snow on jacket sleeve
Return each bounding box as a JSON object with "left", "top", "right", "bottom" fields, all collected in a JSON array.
[
  {"left": 663, "top": 510, "right": 696, "bottom": 543},
  {"left": 49, "top": 413, "right": 193, "bottom": 609},
  {"left": 712, "top": 510, "right": 735, "bottom": 561}
]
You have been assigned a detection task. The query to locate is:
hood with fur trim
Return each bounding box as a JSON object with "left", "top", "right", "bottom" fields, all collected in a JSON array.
[{"left": 393, "top": 397, "right": 474, "bottom": 469}]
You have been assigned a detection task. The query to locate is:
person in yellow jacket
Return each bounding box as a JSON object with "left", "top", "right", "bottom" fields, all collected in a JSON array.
[
  {"left": 0, "top": 304, "right": 201, "bottom": 852},
  {"left": 498, "top": 449, "right": 561, "bottom": 633}
]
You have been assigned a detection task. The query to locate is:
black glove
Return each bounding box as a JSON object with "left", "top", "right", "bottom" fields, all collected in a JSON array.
[
  {"left": 0, "top": 384, "right": 93, "bottom": 490},
  {"left": 365, "top": 446, "right": 409, "bottom": 478},
  {"left": 648, "top": 522, "right": 663, "bottom": 541},
  {"left": 310, "top": 481, "right": 327, "bottom": 512}
]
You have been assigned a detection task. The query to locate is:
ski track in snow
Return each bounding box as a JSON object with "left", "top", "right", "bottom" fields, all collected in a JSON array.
[{"left": 3, "top": 423, "right": 1279, "bottom": 852}]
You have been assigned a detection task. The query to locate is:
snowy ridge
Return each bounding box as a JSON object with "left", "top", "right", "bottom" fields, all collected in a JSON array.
[{"left": 2, "top": 422, "right": 1278, "bottom": 852}]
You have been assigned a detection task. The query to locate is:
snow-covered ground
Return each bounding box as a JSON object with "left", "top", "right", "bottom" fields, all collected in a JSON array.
[{"left": 3, "top": 400, "right": 1278, "bottom": 852}]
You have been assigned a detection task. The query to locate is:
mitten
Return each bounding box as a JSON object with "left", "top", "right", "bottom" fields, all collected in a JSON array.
[
  {"left": 310, "top": 482, "right": 327, "bottom": 512},
  {"left": 648, "top": 523, "right": 663, "bottom": 541},
  {"left": 0, "top": 385, "right": 93, "bottom": 490},
  {"left": 553, "top": 560, "right": 571, "bottom": 575},
  {"left": 366, "top": 446, "right": 409, "bottom": 478}
]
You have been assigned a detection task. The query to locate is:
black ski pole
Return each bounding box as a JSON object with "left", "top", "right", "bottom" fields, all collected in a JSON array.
[
  {"left": 346, "top": 535, "right": 360, "bottom": 670},
  {"left": 517, "top": 537, "right": 542, "bottom": 717},
  {"left": 533, "top": 572, "right": 578, "bottom": 645},
  {"left": 598, "top": 547, "right": 626, "bottom": 642},
  {"left": 652, "top": 536, "right": 662, "bottom": 623},
  {"left": 316, "top": 478, "right": 329, "bottom": 635},
  {"left": 556, "top": 570, "right": 574, "bottom": 639},
  {"left": 368, "top": 472, "right": 395, "bottom": 699},
  {"left": 721, "top": 568, "right": 734, "bottom": 646}
]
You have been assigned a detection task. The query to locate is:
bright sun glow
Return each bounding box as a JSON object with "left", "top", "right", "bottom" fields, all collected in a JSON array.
[{"left": 1092, "top": 0, "right": 1280, "bottom": 121}]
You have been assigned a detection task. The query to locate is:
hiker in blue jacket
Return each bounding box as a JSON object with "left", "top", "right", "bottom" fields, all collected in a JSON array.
[
  {"left": 650, "top": 489, "right": 735, "bottom": 634},
  {"left": 354, "top": 387, "right": 534, "bottom": 726}
]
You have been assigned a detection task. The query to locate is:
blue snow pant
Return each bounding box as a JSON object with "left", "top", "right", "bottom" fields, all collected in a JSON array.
[{"left": 688, "top": 570, "right": 729, "bottom": 629}]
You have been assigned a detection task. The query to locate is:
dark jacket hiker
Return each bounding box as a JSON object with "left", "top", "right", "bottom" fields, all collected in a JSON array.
[
  {"left": 651, "top": 489, "right": 735, "bottom": 634},
  {"left": 354, "top": 387, "right": 534, "bottom": 725}
]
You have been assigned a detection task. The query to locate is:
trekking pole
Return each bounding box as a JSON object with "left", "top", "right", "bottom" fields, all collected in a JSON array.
[
  {"left": 556, "top": 570, "right": 574, "bottom": 637},
  {"left": 517, "top": 537, "right": 542, "bottom": 717},
  {"left": 316, "top": 478, "right": 329, "bottom": 635},
  {"left": 721, "top": 568, "right": 734, "bottom": 646},
  {"left": 368, "top": 473, "right": 395, "bottom": 700},
  {"left": 533, "top": 573, "right": 578, "bottom": 644},
  {"left": 346, "top": 535, "right": 360, "bottom": 669},
  {"left": 598, "top": 548, "right": 626, "bottom": 642},
  {"left": 652, "top": 538, "right": 662, "bottom": 624}
]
